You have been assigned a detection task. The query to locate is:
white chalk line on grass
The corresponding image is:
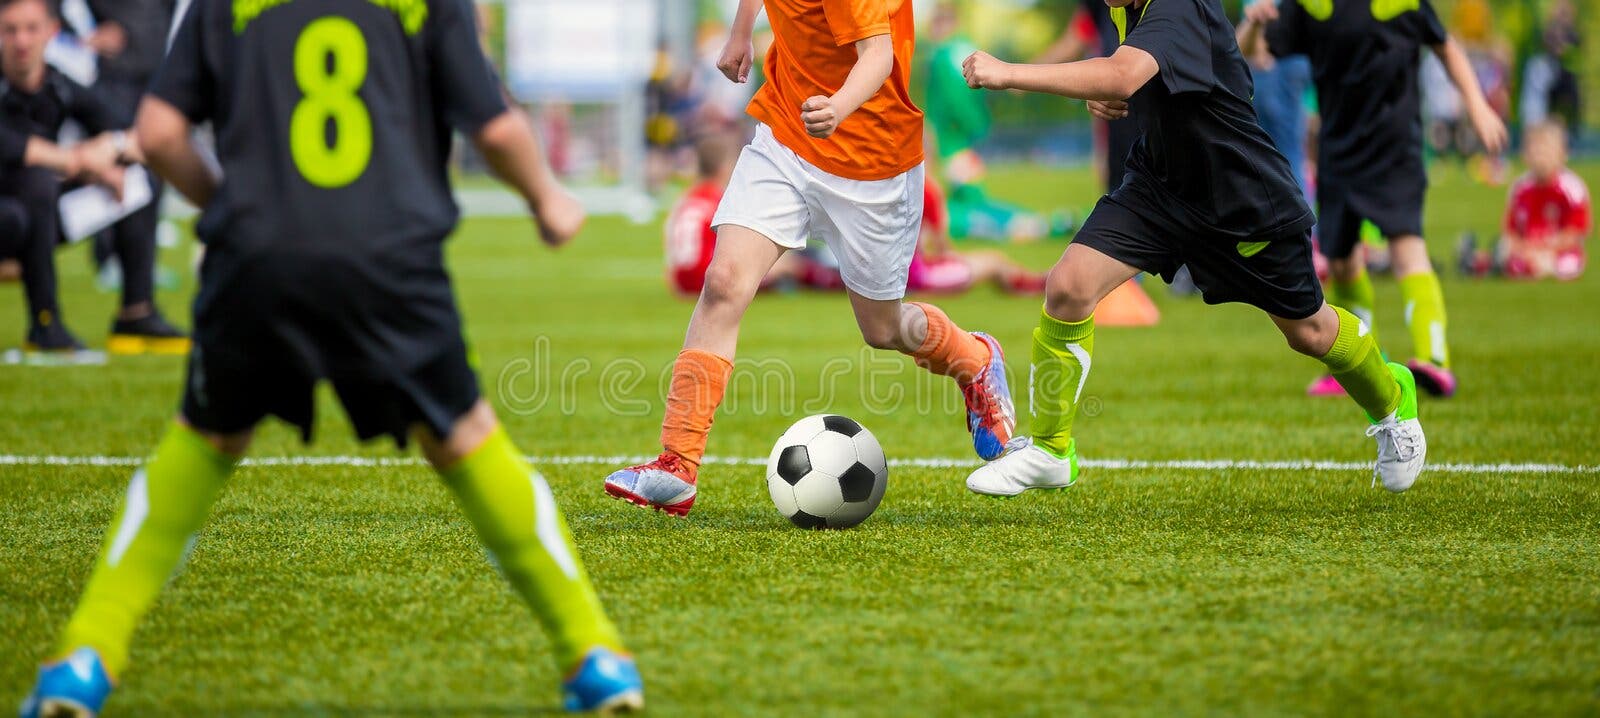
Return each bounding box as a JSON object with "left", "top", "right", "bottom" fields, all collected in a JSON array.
[{"left": 0, "top": 454, "right": 1594, "bottom": 475}]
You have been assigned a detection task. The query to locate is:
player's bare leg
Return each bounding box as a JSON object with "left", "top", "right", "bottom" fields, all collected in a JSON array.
[
  {"left": 1272, "top": 305, "right": 1426, "bottom": 491},
  {"left": 423, "top": 401, "right": 641, "bottom": 713},
  {"left": 968, "top": 243, "right": 1137, "bottom": 496},
  {"left": 23, "top": 419, "right": 250, "bottom": 718},
  {"left": 849, "top": 291, "right": 1017, "bottom": 461},
  {"left": 1390, "top": 234, "right": 1455, "bottom": 396},
  {"left": 604, "top": 225, "right": 785, "bottom": 515}
]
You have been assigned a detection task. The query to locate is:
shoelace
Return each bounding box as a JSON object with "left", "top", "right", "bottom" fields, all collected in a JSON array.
[
  {"left": 961, "top": 367, "right": 1006, "bottom": 428},
  {"left": 647, "top": 452, "right": 685, "bottom": 476},
  {"left": 1365, "top": 422, "right": 1422, "bottom": 487}
]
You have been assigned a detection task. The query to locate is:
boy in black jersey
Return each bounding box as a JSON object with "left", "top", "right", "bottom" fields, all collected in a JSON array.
[
  {"left": 960, "top": 0, "right": 1426, "bottom": 497},
  {"left": 1238, "top": 0, "right": 1507, "bottom": 398},
  {"left": 20, "top": 0, "right": 644, "bottom": 714}
]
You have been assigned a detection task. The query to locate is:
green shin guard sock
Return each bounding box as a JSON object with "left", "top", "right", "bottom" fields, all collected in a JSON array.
[
  {"left": 56, "top": 422, "right": 238, "bottom": 676},
  {"left": 1328, "top": 270, "right": 1378, "bottom": 345},
  {"left": 440, "top": 426, "right": 623, "bottom": 669},
  {"left": 1399, "top": 271, "right": 1449, "bottom": 368},
  {"left": 1320, "top": 306, "right": 1403, "bottom": 422},
  {"left": 1031, "top": 309, "right": 1094, "bottom": 458}
]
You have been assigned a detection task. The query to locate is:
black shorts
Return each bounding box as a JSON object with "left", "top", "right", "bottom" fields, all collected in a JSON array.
[
  {"left": 1073, "top": 193, "right": 1325, "bottom": 320},
  {"left": 1316, "top": 170, "right": 1426, "bottom": 260},
  {"left": 180, "top": 246, "right": 480, "bottom": 446}
]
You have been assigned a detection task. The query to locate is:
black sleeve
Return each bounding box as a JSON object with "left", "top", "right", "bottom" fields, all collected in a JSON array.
[
  {"left": 426, "top": 0, "right": 509, "bottom": 134},
  {"left": 1408, "top": 0, "right": 1448, "bottom": 46},
  {"left": 63, "top": 77, "right": 120, "bottom": 133},
  {"left": 148, "top": 1, "right": 214, "bottom": 123},
  {"left": 0, "top": 125, "right": 27, "bottom": 170},
  {"left": 1123, "top": 0, "right": 1217, "bottom": 95},
  {"left": 1263, "top": 0, "right": 1306, "bottom": 58}
]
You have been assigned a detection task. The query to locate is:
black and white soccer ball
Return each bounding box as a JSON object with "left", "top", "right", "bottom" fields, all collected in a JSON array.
[{"left": 766, "top": 414, "right": 888, "bottom": 529}]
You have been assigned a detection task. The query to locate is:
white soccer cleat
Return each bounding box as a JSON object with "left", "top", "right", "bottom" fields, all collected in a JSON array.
[
  {"left": 1366, "top": 413, "right": 1426, "bottom": 492},
  {"left": 965, "top": 438, "right": 1078, "bottom": 497}
]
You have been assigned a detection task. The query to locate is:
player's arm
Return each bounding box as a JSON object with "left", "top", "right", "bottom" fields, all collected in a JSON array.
[
  {"left": 962, "top": 45, "right": 1157, "bottom": 102},
  {"left": 716, "top": 0, "right": 763, "bottom": 83},
  {"left": 801, "top": 33, "right": 893, "bottom": 138},
  {"left": 1432, "top": 38, "right": 1508, "bottom": 154},
  {"left": 135, "top": 96, "right": 220, "bottom": 207},
  {"left": 1236, "top": 0, "right": 1277, "bottom": 58},
  {"left": 473, "top": 107, "right": 583, "bottom": 247}
]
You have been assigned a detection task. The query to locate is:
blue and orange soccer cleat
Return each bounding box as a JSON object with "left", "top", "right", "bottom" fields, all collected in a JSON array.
[
  {"left": 562, "top": 647, "right": 644, "bottom": 714},
  {"left": 963, "top": 332, "right": 1016, "bottom": 461},
  {"left": 18, "top": 648, "right": 113, "bottom": 718},
  {"left": 603, "top": 452, "right": 696, "bottom": 517}
]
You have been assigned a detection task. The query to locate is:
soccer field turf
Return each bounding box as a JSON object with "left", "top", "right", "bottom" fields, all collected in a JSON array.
[{"left": 3, "top": 163, "right": 1598, "bottom": 716}]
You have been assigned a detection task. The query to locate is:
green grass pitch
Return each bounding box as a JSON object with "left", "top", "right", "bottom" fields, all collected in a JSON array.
[{"left": 3, "top": 163, "right": 1598, "bottom": 716}]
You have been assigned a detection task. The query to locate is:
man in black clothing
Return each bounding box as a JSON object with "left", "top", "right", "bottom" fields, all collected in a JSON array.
[
  {"left": 3, "top": 0, "right": 125, "bottom": 350},
  {"left": 0, "top": 0, "right": 184, "bottom": 352},
  {"left": 958, "top": 0, "right": 1427, "bottom": 497}
]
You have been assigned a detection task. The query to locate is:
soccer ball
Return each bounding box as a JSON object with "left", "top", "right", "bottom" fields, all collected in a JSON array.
[{"left": 766, "top": 414, "right": 888, "bottom": 529}]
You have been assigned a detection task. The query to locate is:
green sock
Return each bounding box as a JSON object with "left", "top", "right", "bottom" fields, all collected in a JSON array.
[
  {"left": 1031, "top": 309, "right": 1094, "bottom": 458},
  {"left": 1399, "top": 271, "right": 1449, "bottom": 368},
  {"left": 1328, "top": 269, "right": 1378, "bottom": 345},
  {"left": 56, "top": 422, "right": 237, "bottom": 676},
  {"left": 1320, "top": 306, "right": 1402, "bottom": 422},
  {"left": 439, "top": 426, "right": 623, "bottom": 669}
]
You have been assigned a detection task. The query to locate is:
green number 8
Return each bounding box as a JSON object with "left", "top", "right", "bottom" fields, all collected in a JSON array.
[{"left": 291, "top": 17, "right": 371, "bottom": 188}]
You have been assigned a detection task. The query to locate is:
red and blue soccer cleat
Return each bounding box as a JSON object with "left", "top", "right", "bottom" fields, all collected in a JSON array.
[
  {"left": 19, "top": 648, "right": 113, "bottom": 718},
  {"left": 603, "top": 452, "right": 697, "bottom": 517},
  {"left": 963, "top": 332, "right": 1016, "bottom": 462}
]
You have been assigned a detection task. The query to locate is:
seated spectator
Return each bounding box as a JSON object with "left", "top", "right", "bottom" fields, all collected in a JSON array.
[
  {"left": 1497, "top": 123, "right": 1589, "bottom": 280},
  {"left": 1, "top": 0, "right": 186, "bottom": 354},
  {"left": 1462, "top": 123, "right": 1590, "bottom": 280}
]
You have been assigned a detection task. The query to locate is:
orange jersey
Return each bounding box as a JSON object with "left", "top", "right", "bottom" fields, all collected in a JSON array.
[{"left": 748, "top": 0, "right": 924, "bottom": 181}]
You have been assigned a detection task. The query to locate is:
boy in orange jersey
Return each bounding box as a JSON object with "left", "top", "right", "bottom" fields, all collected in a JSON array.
[{"left": 603, "top": 0, "right": 1017, "bottom": 517}]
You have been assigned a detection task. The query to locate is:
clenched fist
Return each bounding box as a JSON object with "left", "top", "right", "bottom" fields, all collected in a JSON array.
[
  {"left": 801, "top": 96, "right": 841, "bottom": 138},
  {"left": 962, "top": 51, "right": 1012, "bottom": 90}
]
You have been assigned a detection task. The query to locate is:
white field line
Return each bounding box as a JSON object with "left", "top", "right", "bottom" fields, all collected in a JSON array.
[{"left": 0, "top": 454, "right": 1595, "bottom": 475}]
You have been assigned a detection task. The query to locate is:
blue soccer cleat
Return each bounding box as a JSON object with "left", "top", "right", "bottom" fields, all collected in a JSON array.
[
  {"left": 562, "top": 647, "right": 644, "bottom": 714},
  {"left": 963, "top": 332, "right": 1016, "bottom": 461},
  {"left": 18, "top": 648, "right": 113, "bottom": 718}
]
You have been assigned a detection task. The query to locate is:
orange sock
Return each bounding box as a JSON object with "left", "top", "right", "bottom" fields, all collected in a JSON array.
[
  {"left": 905, "top": 302, "right": 990, "bottom": 385},
  {"left": 659, "top": 349, "right": 733, "bottom": 476}
]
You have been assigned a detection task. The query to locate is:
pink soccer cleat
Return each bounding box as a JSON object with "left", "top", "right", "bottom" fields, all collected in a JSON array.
[
  {"left": 1405, "top": 360, "right": 1458, "bottom": 398},
  {"left": 1306, "top": 374, "right": 1348, "bottom": 397}
]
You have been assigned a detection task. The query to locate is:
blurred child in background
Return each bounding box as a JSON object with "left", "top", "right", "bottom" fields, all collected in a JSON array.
[{"left": 1461, "top": 122, "right": 1589, "bottom": 281}]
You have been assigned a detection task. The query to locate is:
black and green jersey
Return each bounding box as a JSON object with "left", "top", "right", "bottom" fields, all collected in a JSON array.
[
  {"left": 1108, "top": 0, "right": 1313, "bottom": 241},
  {"left": 1265, "top": 0, "right": 1447, "bottom": 185},
  {"left": 152, "top": 0, "right": 507, "bottom": 253}
]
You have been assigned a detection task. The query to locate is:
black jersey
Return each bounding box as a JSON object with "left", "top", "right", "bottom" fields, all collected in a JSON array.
[
  {"left": 1265, "top": 0, "right": 1447, "bottom": 185},
  {"left": 1116, "top": 0, "right": 1314, "bottom": 242},
  {"left": 0, "top": 68, "right": 116, "bottom": 142},
  {"left": 150, "top": 0, "right": 508, "bottom": 255}
]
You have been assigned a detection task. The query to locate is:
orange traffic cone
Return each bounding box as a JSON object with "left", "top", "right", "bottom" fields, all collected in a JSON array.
[{"left": 1095, "top": 280, "right": 1160, "bottom": 326}]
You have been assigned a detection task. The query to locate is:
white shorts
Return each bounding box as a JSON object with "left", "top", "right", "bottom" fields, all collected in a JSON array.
[{"left": 711, "top": 124, "right": 924, "bottom": 300}]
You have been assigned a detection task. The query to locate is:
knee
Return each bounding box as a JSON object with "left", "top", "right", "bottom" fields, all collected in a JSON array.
[
  {"left": 698, "top": 260, "right": 759, "bottom": 310},
  {"left": 1280, "top": 312, "right": 1336, "bottom": 358},
  {"left": 1327, "top": 256, "right": 1360, "bottom": 281},
  {"left": 1043, "top": 265, "right": 1100, "bottom": 322}
]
